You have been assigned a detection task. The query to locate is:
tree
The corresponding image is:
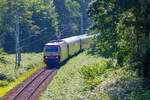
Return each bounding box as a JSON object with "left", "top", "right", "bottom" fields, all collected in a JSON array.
[
  {"left": 87, "top": 0, "right": 150, "bottom": 77},
  {"left": 0, "top": 0, "right": 58, "bottom": 52},
  {"left": 54, "top": 0, "right": 91, "bottom": 37}
]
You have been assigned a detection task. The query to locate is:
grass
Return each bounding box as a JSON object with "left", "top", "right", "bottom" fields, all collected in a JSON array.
[
  {"left": 40, "top": 52, "right": 109, "bottom": 100},
  {"left": 0, "top": 65, "right": 43, "bottom": 97},
  {"left": 40, "top": 52, "right": 150, "bottom": 100},
  {"left": 0, "top": 53, "right": 44, "bottom": 98},
  {"left": 87, "top": 67, "right": 143, "bottom": 100}
]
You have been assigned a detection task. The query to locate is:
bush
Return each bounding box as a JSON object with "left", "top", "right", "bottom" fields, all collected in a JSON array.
[
  {"left": 6, "top": 74, "right": 16, "bottom": 82},
  {"left": 78, "top": 60, "right": 150, "bottom": 100},
  {"left": 87, "top": 66, "right": 145, "bottom": 100},
  {"left": 0, "top": 73, "right": 7, "bottom": 80},
  {"left": 0, "top": 56, "right": 7, "bottom": 64},
  {"left": 131, "top": 91, "right": 150, "bottom": 100},
  {"left": 0, "top": 53, "right": 43, "bottom": 83},
  {"left": 78, "top": 60, "right": 117, "bottom": 89},
  {"left": 0, "top": 48, "right": 7, "bottom": 64}
]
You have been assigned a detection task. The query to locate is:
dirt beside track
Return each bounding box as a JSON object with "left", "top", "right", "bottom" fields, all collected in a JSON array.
[{"left": 1, "top": 66, "right": 58, "bottom": 100}]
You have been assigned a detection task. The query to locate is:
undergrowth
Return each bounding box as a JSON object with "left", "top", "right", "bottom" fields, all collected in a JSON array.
[
  {"left": 40, "top": 52, "right": 150, "bottom": 100},
  {"left": 78, "top": 59, "right": 118, "bottom": 90},
  {"left": 0, "top": 52, "right": 44, "bottom": 97},
  {"left": 79, "top": 60, "right": 150, "bottom": 100},
  {"left": 40, "top": 52, "right": 109, "bottom": 100}
]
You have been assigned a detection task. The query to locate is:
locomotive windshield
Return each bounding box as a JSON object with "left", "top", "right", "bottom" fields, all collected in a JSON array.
[{"left": 45, "top": 47, "right": 58, "bottom": 52}]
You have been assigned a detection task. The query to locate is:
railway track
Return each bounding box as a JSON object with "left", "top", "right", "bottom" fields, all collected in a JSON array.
[{"left": 1, "top": 67, "right": 58, "bottom": 100}]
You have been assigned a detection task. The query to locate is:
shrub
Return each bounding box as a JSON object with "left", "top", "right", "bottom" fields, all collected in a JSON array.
[
  {"left": 130, "top": 91, "right": 150, "bottom": 100},
  {"left": 0, "top": 73, "right": 7, "bottom": 80},
  {"left": 0, "top": 48, "right": 7, "bottom": 64},
  {"left": 78, "top": 60, "right": 117, "bottom": 89},
  {"left": 87, "top": 67, "right": 146, "bottom": 100}
]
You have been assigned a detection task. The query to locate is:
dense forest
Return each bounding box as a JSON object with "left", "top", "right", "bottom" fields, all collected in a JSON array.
[
  {"left": 88, "top": 0, "right": 150, "bottom": 83},
  {"left": 0, "top": 0, "right": 150, "bottom": 85},
  {"left": 0, "top": 0, "right": 91, "bottom": 53},
  {"left": 0, "top": 0, "right": 150, "bottom": 99}
]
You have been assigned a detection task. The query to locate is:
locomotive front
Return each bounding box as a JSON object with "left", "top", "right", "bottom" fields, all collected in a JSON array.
[{"left": 44, "top": 42, "right": 60, "bottom": 65}]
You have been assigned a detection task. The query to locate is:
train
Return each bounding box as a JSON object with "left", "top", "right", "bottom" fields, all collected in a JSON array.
[{"left": 43, "top": 34, "right": 95, "bottom": 66}]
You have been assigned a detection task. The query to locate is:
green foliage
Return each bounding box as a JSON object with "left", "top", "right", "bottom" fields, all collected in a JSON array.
[
  {"left": 79, "top": 60, "right": 117, "bottom": 89},
  {"left": 0, "top": 48, "right": 7, "bottom": 64},
  {"left": 65, "top": 0, "right": 81, "bottom": 17},
  {"left": 78, "top": 60, "right": 150, "bottom": 100},
  {"left": 40, "top": 52, "right": 150, "bottom": 100},
  {"left": 0, "top": 53, "right": 43, "bottom": 83},
  {"left": 54, "top": 0, "right": 91, "bottom": 37},
  {"left": 87, "top": 0, "right": 150, "bottom": 78},
  {"left": 0, "top": 81, "right": 8, "bottom": 87},
  {"left": 0, "top": 0, "right": 58, "bottom": 52},
  {"left": 79, "top": 63, "right": 106, "bottom": 89},
  {"left": 79, "top": 63, "right": 104, "bottom": 80},
  {"left": 0, "top": 63, "right": 43, "bottom": 98},
  {"left": 0, "top": 0, "right": 91, "bottom": 52},
  {"left": 0, "top": 73, "right": 7, "bottom": 80},
  {"left": 0, "top": 52, "right": 44, "bottom": 97},
  {"left": 130, "top": 91, "right": 150, "bottom": 100},
  {"left": 88, "top": 67, "right": 144, "bottom": 100},
  {"left": 40, "top": 52, "right": 107, "bottom": 100}
]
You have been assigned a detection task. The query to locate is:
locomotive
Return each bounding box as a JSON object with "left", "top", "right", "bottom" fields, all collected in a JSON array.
[{"left": 43, "top": 34, "right": 95, "bottom": 66}]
